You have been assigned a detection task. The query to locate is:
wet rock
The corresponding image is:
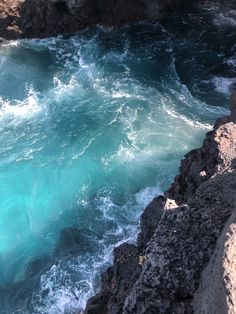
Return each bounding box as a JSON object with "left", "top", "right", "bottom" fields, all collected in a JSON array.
[
  {"left": 85, "top": 243, "right": 141, "bottom": 314},
  {"left": 137, "top": 195, "right": 165, "bottom": 252},
  {"left": 54, "top": 227, "right": 97, "bottom": 256}
]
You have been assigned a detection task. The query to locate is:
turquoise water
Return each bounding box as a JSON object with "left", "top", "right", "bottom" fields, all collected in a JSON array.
[{"left": 0, "top": 8, "right": 235, "bottom": 313}]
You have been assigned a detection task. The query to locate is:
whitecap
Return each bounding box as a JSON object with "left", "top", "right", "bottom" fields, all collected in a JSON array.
[
  {"left": 0, "top": 40, "right": 20, "bottom": 48},
  {"left": 0, "top": 89, "right": 42, "bottom": 126}
]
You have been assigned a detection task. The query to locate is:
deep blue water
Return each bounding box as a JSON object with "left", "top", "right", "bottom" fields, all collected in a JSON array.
[{"left": 0, "top": 7, "right": 235, "bottom": 313}]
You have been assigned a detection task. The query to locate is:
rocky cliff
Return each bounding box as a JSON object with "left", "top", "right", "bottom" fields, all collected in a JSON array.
[
  {"left": 194, "top": 210, "right": 236, "bottom": 314},
  {"left": 1, "top": 1, "right": 236, "bottom": 313},
  {"left": 0, "top": 0, "right": 235, "bottom": 39},
  {"left": 85, "top": 99, "right": 236, "bottom": 313}
]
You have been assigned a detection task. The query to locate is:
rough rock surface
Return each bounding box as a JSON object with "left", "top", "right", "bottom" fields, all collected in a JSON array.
[
  {"left": 124, "top": 169, "right": 236, "bottom": 314},
  {"left": 0, "top": 0, "right": 234, "bottom": 40},
  {"left": 137, "top": 195, "right": 165, "bottom": 253},
  {"left": 85, "top": 243, "right": 141, "bottom": 314},
  {"left": 194, "top": 210, "right": 236, "bottom": 314},
  {"left": 167, "top": 114, "right": 236, "bottom": 204},
  {"left": 85, "top": 104, "right": 236, "bottom": 313}
]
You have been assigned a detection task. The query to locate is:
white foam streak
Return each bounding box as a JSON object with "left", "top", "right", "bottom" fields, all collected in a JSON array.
[
  {"left": 212, "top": 76, "right": 236, "bottom": 95},
  {"left": 164, "top": 106, "right": 212, "bottom": 130}
]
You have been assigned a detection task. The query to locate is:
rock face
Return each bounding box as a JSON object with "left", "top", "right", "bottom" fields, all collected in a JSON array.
[
  {"left": 0, "top": 0, "right": 234, "bottom": 40},
  {"left": 167, "top": 114, "right": 236, "bottom": 204},
  {"left": 85, "top": 105, "right": 236, "bottom": 313},
  {"left": 194, "top": 211, "right": 236, "bottom": 314},
  {"left": 86, "top": 243, "right": 141, "bottom": 314}
]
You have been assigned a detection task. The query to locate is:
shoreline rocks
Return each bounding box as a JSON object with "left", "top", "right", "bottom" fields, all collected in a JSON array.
[
  {"left": 0, "top": 0, "right": 234, "bottom": 40},
  {"left": 0, "top": 2, "right": 236, "bottom": 313},
  {"left": 85, "top": 105, "right": 236, "bottom": 313},
  {"left": 0, "top": 0, "right": 177, "bottom": 39}
]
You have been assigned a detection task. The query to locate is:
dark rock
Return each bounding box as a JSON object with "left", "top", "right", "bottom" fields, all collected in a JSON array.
[
  {"left": 166, "top": 119, "right": 236, "bottom": 204},
  {"left": 85, "top": 243, "right": 141, "bottom": 314},
  {"left": 25, "top": 256, "right": 53, "bottom": 279},
  {"left": 86, "top": 116, "right": 236, "bottom": 313},
  {"left": 137, "top": 195, "right": 165, "bottom": 252},
  {"left": 85, "top": 267, "right": 114, "bottom": 314},
  {"left": 0, "top": 0, "right": 231, "bottom": 40},
  {"left": 124, "top": 170, "right": 236, "bottom": 314}
]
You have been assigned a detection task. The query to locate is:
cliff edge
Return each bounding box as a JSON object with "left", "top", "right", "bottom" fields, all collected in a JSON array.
[{"left": 85, "top": 100, "right": 236, "bottom": 313}]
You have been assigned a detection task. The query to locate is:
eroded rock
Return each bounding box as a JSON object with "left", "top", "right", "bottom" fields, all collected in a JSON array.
[
  {"left": 194, "top": 210, "right": 236, "bottom": 314},
  {"left": 86, "top": 102, "right": 236, "bottom": 313},
  {"left": 85, "top": 243, "right": 141, "bottom": 314}
]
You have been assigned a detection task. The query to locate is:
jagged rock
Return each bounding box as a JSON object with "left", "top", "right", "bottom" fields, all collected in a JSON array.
[
  {"left": 137, "top": 196, "right": 178, "bottom": 253},
  {"left": 122, "top": 115, "right": 236, "bottom": 313},
  {"left": 86, "top": 101, "right": 236, "bottom": 313},
  {"left": 167, "top": 118, "right": 236, "bottom": 204},
  {"left": 0, "top": 0, "right": 154, "bottom": 39},
  {"left": 124, "top": 169, "right": 236, "bottom": 314},
  {"left": 85, "top": 243, "right": 141, "bottom": 314},
  {"left": 137, "top": 195, "right": 165, "bottom": 252}
]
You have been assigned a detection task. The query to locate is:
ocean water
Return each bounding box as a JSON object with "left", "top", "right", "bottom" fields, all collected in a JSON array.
[{"left": 0, "top": 7, "right": 235, "bottom": 314}]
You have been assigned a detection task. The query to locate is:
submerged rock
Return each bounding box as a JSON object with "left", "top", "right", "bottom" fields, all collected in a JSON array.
[
  {"left": 85, "top": 103, "right": 236, "bottom": 313},
  {"left": 54, "top": 227, "right": 98, "bottom": 257}
]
